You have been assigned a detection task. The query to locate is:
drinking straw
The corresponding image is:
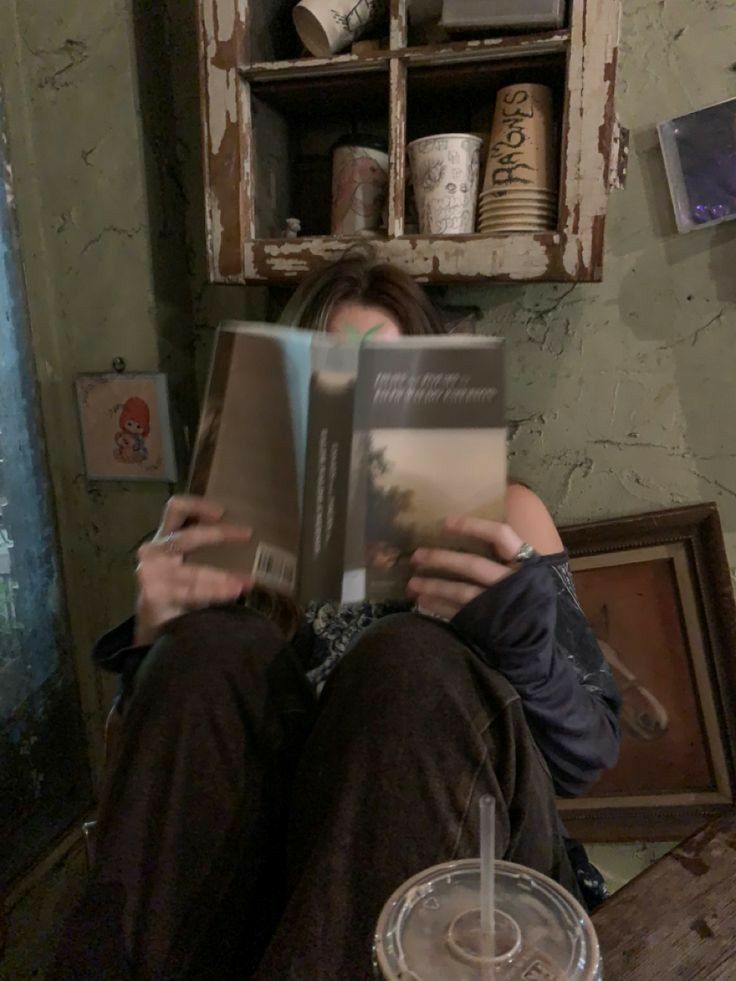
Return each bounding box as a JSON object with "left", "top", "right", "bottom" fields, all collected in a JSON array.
[{"left": 480, "top": 794, "right": 496, "bottom": 980}]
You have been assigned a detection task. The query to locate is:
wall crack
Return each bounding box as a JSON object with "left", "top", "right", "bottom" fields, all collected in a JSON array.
[{"left": 80, "top": 224, "right": 145, "bottom": 255}]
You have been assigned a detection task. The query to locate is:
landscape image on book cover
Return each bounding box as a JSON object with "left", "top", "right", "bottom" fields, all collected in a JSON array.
[
  {"left": 343, "top": 340, "right": 506, "bottom": 602},
  {"left": 354, "top": 428, "right": 506, "bottom": 601}
]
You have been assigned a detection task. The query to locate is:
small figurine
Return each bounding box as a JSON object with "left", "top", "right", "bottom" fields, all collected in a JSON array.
[{"left": 284, "top": 217, "right": 301, "bottom": 239}]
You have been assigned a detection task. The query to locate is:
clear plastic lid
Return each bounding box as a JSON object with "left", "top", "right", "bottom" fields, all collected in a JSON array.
[{"left": 374, "top": 859, "right": 601, "bottom": 981}]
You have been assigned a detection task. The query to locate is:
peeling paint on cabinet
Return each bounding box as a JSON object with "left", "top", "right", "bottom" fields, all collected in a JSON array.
[{"left": 198, "top": 0, "right": 622, "bottom": 284}]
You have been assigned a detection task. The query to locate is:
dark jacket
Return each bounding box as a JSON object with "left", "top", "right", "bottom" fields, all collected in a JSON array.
[{"left": 451, "top": 553, "right": 621, "bottom": 797}]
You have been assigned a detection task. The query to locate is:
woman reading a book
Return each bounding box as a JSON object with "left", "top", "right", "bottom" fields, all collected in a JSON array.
[{"left": 52, "top": 254, "right": 620, "bottom": 981}]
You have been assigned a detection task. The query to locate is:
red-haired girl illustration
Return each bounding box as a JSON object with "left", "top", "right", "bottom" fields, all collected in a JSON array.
[{"left": 114, "top": 396, "right": 150, "bottom": 463}]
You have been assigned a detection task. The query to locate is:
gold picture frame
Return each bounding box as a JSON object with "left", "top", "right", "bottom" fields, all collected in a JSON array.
[{"left": 559, "top": 504, "right": 736, "bottom": 842}]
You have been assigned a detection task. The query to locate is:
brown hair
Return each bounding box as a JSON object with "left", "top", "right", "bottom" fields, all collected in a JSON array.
[{"left": 280, "top": 249, "right": 447, "bottom": 336}]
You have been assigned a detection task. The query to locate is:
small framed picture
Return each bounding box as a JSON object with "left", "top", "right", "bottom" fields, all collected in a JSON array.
[
  {"left": 75, "top": 372, "right": 177, "bottom": 482},
  {"left": 559, "top": 504, "right": 736, "bottom": 842}
]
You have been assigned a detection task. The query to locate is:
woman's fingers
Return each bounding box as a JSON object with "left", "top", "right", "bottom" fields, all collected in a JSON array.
[
  {"left": 136, "top": 523, "right": 252, "bottom": 626},
  {"left": 140, "top": 523, "right": 253, "bottom": 565},
  {"left": 169, "top": 565, "right": 252, "bottom": 607},
  {"left": 411, "top": 547, "right": 511, "bottom": 588},
  {"left": 134, "top": 564, "right": 249, "bottom": 645},
  {"left": 445, "top": 515, "right": 523, "bottom": 563},
  {"left": 135, "top": 499, "right": 251, "bottom": 645},
  {"left": 158, "top": 495, "right": 226, "bottom": 535},
  {"left": 136, "top": 550, "right": 249, "bottom": 596},
  {"left": 407, "top": 514, "right": 531, "bottom": 619},
  {"left": 156, "top": 522, "right": 252, "bottom": 557},
  {"left": 414, "top": 595, "right": 462, "bottom": 622},
  {"left": 408, "top": 576, "right": 484, "bottom": 612}
]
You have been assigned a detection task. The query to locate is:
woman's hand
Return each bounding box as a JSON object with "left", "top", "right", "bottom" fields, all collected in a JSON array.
[
  {"left": 134, "top": 495, "right": 253, "bottom": 646},
  {"left": 407, "top": 515, "right": 527, "bottom": 621}
]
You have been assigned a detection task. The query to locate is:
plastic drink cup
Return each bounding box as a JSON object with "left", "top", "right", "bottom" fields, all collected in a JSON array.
[{"left": 374, "top": 858, "right": 602, "bottom": 980}]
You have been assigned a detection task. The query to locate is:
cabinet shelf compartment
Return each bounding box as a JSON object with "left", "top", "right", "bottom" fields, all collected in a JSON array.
[
  {"left": 199, "top": 0, "right": 622, "bottom": 283},
  {"left": 401, "top": 54, "right": 567, "bottom": 234},
  {"left": 246, "top": 0, "right": 393, "bottom": 66},
  {"left": 250, "top": 69, "right": 390, "bottom": 239}
]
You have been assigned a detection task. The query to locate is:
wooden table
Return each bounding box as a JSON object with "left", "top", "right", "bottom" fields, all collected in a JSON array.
[{"left": 593, "top": 809, "right": 736, "bottom": 979}]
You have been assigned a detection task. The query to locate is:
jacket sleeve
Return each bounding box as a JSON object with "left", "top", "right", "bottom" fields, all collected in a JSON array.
[
  {"left": 92, "top": 616, "right": 151, "bottom": 705},
  {"left": 451, "top": 555, "right": 621, "bottom": 797}
]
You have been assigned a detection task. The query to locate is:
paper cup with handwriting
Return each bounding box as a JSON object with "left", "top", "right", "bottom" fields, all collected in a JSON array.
[
  {"left": 408, "top": 133, "right": 482, "bottom": 234},
  {"left": 331, "top": 135, "right": 389, "bottom": 236},
  {"left": 483, "top": 83, "right": 556, "bottom": 193},
  {"left": 293, "top": 0, "right": 388, "bottom": 58}
]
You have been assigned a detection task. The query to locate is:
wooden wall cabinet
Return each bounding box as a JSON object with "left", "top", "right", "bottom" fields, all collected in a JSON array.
[{"left": 197, "top": 0, "right": 622, "bottom": 284}]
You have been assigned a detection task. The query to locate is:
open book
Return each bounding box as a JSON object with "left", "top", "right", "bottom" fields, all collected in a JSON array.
[{"left": 189, "top": 323, "right": 506, "bottom": 604}]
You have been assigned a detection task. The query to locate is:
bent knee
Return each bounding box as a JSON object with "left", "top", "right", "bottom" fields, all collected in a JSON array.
[
  {"left": 328, "top": 612, "right": 518, "bottom": 727},
  {"left": 138, "top": 606, "right": 285, "bottom": 694},
  {"left": 340, "top": 612, "right": 518, "bottom": 703},
  {"left": 338, "top": 612, "right": 477, "bottom": 689}
]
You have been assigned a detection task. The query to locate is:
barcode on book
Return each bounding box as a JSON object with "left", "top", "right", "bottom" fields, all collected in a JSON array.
[{"left": 253, "top": 542, "right": 297, "bottom": 594}]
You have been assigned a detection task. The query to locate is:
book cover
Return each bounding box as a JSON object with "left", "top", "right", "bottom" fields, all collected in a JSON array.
[
  {"left": 188, "top": 324, "right": 311, "bottom": 595},
  {"left": 347, "top": 337, "right": 506, "bottom": 603},
  {"left": 188, "top": 325, "right": 505, "bottom": 606}
]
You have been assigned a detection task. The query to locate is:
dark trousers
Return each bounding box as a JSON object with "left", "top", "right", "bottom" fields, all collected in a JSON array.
[{"left": 50, "top": 607, "right": 576, "bottom": 980}]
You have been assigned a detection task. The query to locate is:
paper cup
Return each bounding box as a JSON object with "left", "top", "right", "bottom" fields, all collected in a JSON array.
[
  {"left": 331, "top": 135, "right": 389, "bottom": 236},
  {"left": 480, "top": 218, "right": 555, "bottom": 227},
  {"left": 480, "top": 212, "right": 556, "bottom": 225},
  {"left": 480, "top": 222, "right": 553, "bottom": 232},
  {"left": 482, "top": 212, "right": 550, "bottom": 219},
  {"left": 483, "top": 83, "right": 557, "bottom": 193},
  {"left": 480, "top": 206, "right": 557, "bottom": 214},
  {"left": 481, "top": 200, "right": 556, "bottom": 211},
  {"left": 408, "top": 133, "right": 482, "bottom": 235},
  {"left": 480, "top": 219, "right": 556, "bottom": 230},
  {"left": 480, "top": 203, "right": 556, "bottom": 214},
  {"left": 480, "top": 198, "right": 555, "bottom": 208},
  {"left": 480, "top": 207, "right": 555, "bottom": 218},
  {"left": 479, "top": 196, "right": 556, "bottom": 208},
  {"left": 479, "top": 208, "right": 557, "bottom": 222},
  {"left": 479, "top": 198, "right": 557, "bottom": 210},
  {"left": 293, "top": 0, "right": 387, "bottom": 57},
  {"left": 480, "top": 188, "right": 557, "bottom": 201}
]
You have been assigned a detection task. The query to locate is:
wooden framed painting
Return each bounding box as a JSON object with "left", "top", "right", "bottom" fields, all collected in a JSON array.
[
  {"left": 558, "top": 504, "right": 736, "bottom": 842},
  {"left": 75, "top": 372, "right": 177, "bottom": 482}
]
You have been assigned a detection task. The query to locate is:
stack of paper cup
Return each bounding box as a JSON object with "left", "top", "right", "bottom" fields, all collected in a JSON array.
[{"left": 478, "top": 83, "right": 557, "bottom": 233}]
